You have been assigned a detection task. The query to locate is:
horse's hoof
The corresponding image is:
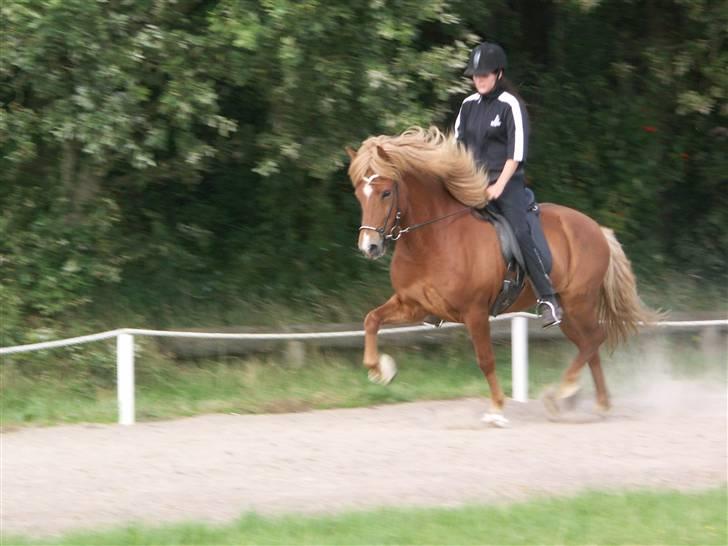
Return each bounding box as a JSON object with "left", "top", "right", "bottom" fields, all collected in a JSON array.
[
  {"left": 481, "top": 412, "right": 510, "bottom": 428},
  {"left": 558, "top": 381, "right": 580, "bottom": 399},
  {"left": 368, "top": 354, "right": 397, "bottom": 385},
  {"left": 541, "top": 385, "right": 561, "bottom": 418},
  {"left": 595, "top": 401, "right": 611, "bottom": 416},
  {"left": 558, "top": 382, "right": 582, "bottom": 410}
]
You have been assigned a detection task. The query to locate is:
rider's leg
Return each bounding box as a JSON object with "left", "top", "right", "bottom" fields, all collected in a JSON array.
[{"left": 491, "top": 175, "right": 563, "bottom": 327}]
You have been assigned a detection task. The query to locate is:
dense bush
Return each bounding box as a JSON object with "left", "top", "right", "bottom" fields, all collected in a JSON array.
[{"left": 1, "top": 0, "right": 726, "bottom": 343}]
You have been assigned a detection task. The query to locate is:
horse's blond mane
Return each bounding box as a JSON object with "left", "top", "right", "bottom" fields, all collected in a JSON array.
[{"left": 348, "top": 126, "right": 487, "bottom": 208}]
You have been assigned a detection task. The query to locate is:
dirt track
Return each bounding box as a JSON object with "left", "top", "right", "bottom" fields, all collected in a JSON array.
[{"left": 2, "top": 382, "right": 726, "bottom": 538}]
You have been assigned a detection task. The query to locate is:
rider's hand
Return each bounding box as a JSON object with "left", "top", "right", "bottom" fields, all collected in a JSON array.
[{"left": 486, "top": 182, "right": 505, "bottom": 201}]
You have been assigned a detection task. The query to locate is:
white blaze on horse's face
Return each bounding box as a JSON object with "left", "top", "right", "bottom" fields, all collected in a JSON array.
[
  {"left": 356, "top": 173, "right": 394, "bottom": 260},
  {"left": 362, "top": 173, "right": 379, "bottom": 198}
]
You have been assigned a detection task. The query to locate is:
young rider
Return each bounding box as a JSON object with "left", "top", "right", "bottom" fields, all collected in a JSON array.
[{"left": 455, "top": 42, "right": 563, "bottom": 327}]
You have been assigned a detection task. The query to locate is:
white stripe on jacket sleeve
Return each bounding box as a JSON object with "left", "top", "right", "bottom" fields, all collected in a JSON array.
[
  {"left": 455, "top": 92, "right": 481, "bottom": 139},
  {"left": 498, "top": 92, "right": 524, "bottom": 161}
]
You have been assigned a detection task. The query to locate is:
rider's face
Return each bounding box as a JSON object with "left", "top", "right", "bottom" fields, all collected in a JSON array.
[{"left": 473, "top": 71, "right": 499, "bottom": 94}]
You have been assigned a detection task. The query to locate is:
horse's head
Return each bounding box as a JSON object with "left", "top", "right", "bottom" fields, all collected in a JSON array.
[
  {"left": 347, "top": 145, "right": 400, "bottom": 260},
  {"left": 355, "top": 172, "right": 399, "bottom": 259},
  {"left": 347, "top": 127, "right": 487, "bottom": 259}
]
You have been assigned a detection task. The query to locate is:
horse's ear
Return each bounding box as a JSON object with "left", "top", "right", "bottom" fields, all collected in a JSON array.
[
  {"left": 345, "top": 146, "right": 357, "bottom": 161},
  {"left": 376, "top": 145, "right": 390, "bottom": 161}
]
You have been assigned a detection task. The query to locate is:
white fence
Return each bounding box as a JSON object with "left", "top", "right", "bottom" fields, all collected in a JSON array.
[{"left": 1, "top": 314, "right": 726, "bottom": 425}]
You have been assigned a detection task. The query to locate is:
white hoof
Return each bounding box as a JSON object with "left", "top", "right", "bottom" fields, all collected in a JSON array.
[
  {"left": 367, "top": 354, "right": 398, "bottom": 385},
  {"left": 481, "top": 412, "right": 510, "bottom": 428}
]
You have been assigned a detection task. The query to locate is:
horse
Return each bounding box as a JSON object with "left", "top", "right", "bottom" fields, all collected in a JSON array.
[{"left": 346, "top": 126, "right": 657, "bottom": 426}]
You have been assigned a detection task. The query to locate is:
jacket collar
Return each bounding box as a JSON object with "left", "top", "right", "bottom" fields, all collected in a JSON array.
[{"left": 480, "top": 83, "right": 503, "bottom": 101}]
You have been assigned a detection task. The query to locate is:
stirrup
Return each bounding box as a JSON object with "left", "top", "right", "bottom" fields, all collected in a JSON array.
[
  {"left": 537, "top": 299, "right": 562, "bottom": 329},
  {"left": 542, "top": 316, "right": 561, "bottom": 329},
  {"left": 422, "top": 316, "right": 445, "bottom": 328}
]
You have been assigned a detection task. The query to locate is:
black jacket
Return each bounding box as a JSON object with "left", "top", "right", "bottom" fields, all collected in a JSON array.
[{"left": 454, "top": 87, "right": 529, "bottom": 180}]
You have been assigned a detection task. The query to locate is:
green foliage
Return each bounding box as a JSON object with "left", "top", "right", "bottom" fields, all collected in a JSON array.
[
  {"left": 0, "top": 182, "right": 125, "bottom": 343},
  {"left": 1, "top": 0, "right": 239, "bottom": 341},
  {"left": 525, "top": 0, "right": 728, "bottom": 276},
  {"left": 0, "top": 1, "right": 726, "bottom": 338}
]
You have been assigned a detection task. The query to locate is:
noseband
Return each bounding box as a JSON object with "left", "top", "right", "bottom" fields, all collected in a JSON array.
[{"left": 358, "top": 174, "right": 471, "bottom": 242}]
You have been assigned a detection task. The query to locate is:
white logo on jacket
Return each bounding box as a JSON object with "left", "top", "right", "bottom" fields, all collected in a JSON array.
[{"left": 490, "top": 114, "right": 501, "bottom": 127}]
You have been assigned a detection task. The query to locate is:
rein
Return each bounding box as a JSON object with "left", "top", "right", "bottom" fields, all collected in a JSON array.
[
  {"left": 358, "top": 178, "right": 471, "bottom": 241},
  {"left": 385, "top": 207, "right": 472, "bottom": 241}
]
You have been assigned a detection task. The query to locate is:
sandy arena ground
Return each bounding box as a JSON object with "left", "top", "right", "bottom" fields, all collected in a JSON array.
[{"left": 2, "top": 382, "right": 726, "bottom": 538}]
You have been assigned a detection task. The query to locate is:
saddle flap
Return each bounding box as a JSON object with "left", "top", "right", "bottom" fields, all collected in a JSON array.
[
  {"left": 472, "top": 191, "right": 553, "bottom": 275},
  {"left": 472, "top": 206, "right": 525, "bottom": 269}
]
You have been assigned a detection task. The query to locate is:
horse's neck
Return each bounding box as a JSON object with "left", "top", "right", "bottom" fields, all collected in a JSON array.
[
  {"left": 401, "top": 174, "right": 462, "bottom": 224},
  {"left": 396, "top": 175, "right": 465, "bottom": 254}
]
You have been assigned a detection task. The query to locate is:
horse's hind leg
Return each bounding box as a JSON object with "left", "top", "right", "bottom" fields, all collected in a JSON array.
[
  {"left": 464, "top": 310, "right": 507, "bottom": 427},
  {"left": 363, "top": 294, "right": 426, "bottom": 384},
  {"left": 544, "top": 296, "right": 609, "bottom": 414},
  {"left": 587, "top": 351, "right": 610, "bottom": 413}
]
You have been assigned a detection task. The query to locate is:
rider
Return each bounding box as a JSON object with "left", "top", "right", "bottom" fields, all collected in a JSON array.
[{"left": 456, "top": 41, "right": 563, "bottom": 328}]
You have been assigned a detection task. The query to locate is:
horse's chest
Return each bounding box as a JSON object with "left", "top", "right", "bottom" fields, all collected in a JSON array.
[
  {"left": 389, "top": 233, "right": 503, "bottom": 312},
  {"left": 391, "top": 261, "right": 469, "bottom": 309}
]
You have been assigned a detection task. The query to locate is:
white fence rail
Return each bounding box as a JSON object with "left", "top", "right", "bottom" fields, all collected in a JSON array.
[{"left": 1, "top": 315, "right": 726, "bottom": 425}]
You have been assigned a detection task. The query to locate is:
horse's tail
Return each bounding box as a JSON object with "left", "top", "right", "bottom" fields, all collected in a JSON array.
[{"left": 598, "top": 227, "right": 661, "bottom": 350}]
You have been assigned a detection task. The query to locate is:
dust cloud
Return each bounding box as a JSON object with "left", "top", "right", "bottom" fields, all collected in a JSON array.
[{"left": 606, "top": 332, "right": 726, "bottom": 419}]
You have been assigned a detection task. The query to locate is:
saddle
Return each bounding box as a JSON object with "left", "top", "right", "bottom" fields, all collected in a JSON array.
[{"left": 472, "top": 188, "right": 553, "bottom": 316}]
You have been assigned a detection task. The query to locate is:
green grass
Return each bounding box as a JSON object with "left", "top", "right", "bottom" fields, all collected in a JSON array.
[
  {"left": 5, "top": 488, "right": 726, "bottom": 545},
  {"left": 0, "top": 337, "right": 524, "bottom": 425},
  {"left": 1, "top": 332, "right": 724, "bottom": 427}
]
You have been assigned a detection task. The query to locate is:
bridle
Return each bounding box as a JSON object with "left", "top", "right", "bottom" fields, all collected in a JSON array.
[
  {"left": 358, "top": 174, "right": 471, "bottom": 242},
  {"left": 358, "top": 174, "right": 402, "bottom": 240}
]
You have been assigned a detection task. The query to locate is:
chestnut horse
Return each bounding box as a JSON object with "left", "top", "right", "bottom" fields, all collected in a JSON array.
[{"left": 347, "top": 127, "right": 655, "bottom": 426}]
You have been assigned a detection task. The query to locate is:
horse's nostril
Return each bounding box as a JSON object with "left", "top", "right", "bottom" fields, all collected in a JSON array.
[{"left": 369, "top": 244, "right": 380, "bottom": 256}]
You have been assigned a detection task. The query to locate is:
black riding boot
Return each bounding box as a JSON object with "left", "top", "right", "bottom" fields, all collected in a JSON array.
[
  {"left": 489, "top": 174, "right": 563, "bottom": 329},
  {"left": 537, "top": 294, "right": 563, "bottom": 328}
]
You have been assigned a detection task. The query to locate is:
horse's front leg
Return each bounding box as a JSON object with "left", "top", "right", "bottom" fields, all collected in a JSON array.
[
  {"left": 464, "top": 309, "right": 508, "bottom": 427},
  {"left": 364, "top": 294, "right": 426, "bottom": 385}
]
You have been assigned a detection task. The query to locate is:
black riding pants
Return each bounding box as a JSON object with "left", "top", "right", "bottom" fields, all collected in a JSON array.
[{"left": 489, "top": 173, "right": 555, "bottom": 298}]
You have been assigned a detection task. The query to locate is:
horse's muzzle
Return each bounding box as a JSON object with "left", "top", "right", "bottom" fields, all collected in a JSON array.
[
  {"left": 365, "top": 243, "right": 385, "bottom": 259},
  {"left": 358, "top": 231, "right": 385, "bottom": 260}
]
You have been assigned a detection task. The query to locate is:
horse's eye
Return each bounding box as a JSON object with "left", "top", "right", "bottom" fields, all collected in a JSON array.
[{"left": 382, "top": 190, "right": 392, "bottom": 198}]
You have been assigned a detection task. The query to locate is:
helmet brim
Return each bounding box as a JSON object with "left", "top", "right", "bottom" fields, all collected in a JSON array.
[{"left": 464, "top": 66, "right": 499, "bottom": 76}]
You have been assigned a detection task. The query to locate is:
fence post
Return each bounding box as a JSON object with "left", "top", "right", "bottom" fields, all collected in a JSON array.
[
  {"left": 511, "top": 316, "right": 528, "bottom": 402},
  {"left": 286, "top": 340, "right": 306, "bottom": 368},
  {"left": 699, "top": 325, "right": 721, "bottom": 355},
  {"left": 116, "top": 333, "right": 135, "bottom": 425}
]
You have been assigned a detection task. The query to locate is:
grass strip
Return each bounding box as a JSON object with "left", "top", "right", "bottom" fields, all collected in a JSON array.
[
  {"left": 2, "top": 334, "right": 724, "bottom": 427},
  {"left": 5, "top": 488, "right": 726, "bottom": 545}
]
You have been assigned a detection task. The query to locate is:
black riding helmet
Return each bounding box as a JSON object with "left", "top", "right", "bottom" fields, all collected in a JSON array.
[{"left": 464, "top": 42, "right": 508, "bottom": 76}]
